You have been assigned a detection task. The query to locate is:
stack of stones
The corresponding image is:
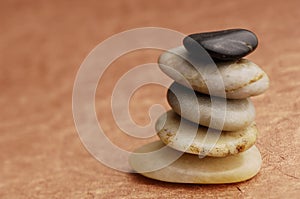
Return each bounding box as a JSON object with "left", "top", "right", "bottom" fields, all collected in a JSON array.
[{"left": 130, "top": 29, "right": 269, "bottom": 184}]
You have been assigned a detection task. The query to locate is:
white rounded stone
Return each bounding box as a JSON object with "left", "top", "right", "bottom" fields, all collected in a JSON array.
[
  {"left": 129, "top": 141, "right": 262, "bottom": 184},
  {"left": 158, "top": 46, "right": 270, "bottom": 99},
  {"left": 167, "top": 82, "right": 256, "bottom": 131},
  {"left": 156, "top": 111, "right": 258, "bottom": 157}
]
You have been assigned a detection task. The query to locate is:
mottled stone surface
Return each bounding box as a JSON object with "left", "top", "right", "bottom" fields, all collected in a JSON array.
[
  {"left": 156, "top": 111, "right": 257, "bottom": 157},
  {"left": 167, "top": 82, "right": 255, "bottom": 131},
  {"left": 158, "top": 46, "right": 269, "bottom": 99},
  {"left": 129, "top": 141, "right": 262, "bottom": 184},
  {"left": 183, "top": 29, "right": 258, "bottom": 61}
]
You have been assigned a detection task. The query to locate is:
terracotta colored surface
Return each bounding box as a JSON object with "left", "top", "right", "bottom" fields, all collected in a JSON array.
[{"left": 1, "top": 0, "right": 300, "bottom": 198}]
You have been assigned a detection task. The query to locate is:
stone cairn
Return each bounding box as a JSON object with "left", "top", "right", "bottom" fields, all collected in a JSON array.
[{"left": 130, "top": 29, "right": 270, "bottom": 184}]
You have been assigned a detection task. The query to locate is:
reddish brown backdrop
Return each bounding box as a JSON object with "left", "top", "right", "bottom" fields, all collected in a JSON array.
[{"left": 1, "top": 0, "right": 300, "bottom": 198}]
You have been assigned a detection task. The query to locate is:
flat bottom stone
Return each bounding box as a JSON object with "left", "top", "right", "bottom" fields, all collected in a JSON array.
[{"left": 129, "top": 141, "right": 262, "bottom": 184}]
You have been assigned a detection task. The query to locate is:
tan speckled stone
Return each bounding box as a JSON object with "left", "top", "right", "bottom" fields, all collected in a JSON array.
[
  {"left": 156, "top": 111, "right": 258, "bottom": 157},
  {"left": 129, "top": 141, "right": 262, "bottom": 184},
  {"left": 158, "top": 46, "right": 270, "bottom": 99},
  {"left": 167, "top": 82, "right": 255, "bottom": 131}
]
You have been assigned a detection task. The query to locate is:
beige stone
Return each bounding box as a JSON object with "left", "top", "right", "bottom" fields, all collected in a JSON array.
[
  {"left": 167, "top": 82, "right": 255, "bottom": 131},
  {"left": 129, "top": 141, "right": 262, "bottom": 184},
  {"left": 158, "top": 46, "right": 270, "bottom": 99},
  {"left": 156, "top": 111, "right": 257, "bottom": 157}
]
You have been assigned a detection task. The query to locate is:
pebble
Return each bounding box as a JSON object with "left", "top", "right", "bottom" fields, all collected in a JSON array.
[
  {"left": 158, "top": 46, "right": 269, "bottom": 99},
  {"left": 131, "top": 29, "right": 267, "bottom": 184},
  {"left": 183, "top": 29, "right": 258, "bottom": 61},
  {"left": 167, "top": 82, "right": 255, "bottom": 131},
  {"left": 129, "top": 140, "right": 262, "bottom": 184},
  {"left": 156, "top": 111, "right": 257, "bottom": 157}
]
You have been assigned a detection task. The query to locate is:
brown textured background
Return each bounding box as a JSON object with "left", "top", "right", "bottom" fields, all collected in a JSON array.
[{"left": 1, "top": 0, "right": 300, "bottom": 198}]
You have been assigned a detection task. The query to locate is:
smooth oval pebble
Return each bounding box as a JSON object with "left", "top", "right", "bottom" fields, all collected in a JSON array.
[
  {"left": 156, "top": 111, "right": 257, "bottom": 157},
  {"left": 167, "top": 82, "right": 255, "bottom": 131},
  {"left": 129, "top": 140, "right": 262, "bottom": 184},
  {"left": 183, "top": 29, "right": 258, "bottom": 61},
  {"left": 158, "top": 46, "right": 270, "bottom": 99}
]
